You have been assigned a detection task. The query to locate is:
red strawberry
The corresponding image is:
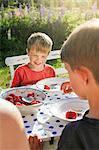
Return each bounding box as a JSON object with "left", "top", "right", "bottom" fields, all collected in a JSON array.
[
  {"left": 9, "top": 93, "right": 16, "bottom": 98},
  {"left": 14, "top": 96, "right": 20, "bottom": 102},
  {"left": 5, "top": 96, "right": 14, "bottom": 103},
  {"left": 66, "top": 111, "right": 77, "bottom": 119},
  {"left": 27, "top": 92, "right": 34, "bottom": 97},
  {"left": 44, "top": 85, "right": 50, "bottom": 90},
  {"left": 19, "top": 96, "right": 22, "bottom": 100},
  {"left": 31, "top": 100, "right": 40, "bottom": 105},
  {"left": 15, "top": 102, "right": 22, "bottom": 106}
]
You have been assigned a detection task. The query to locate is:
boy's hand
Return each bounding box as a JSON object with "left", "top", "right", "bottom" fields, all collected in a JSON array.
[
  {"left": 28, "top": 135, "right": 43, "bottom": 150},
  {"left": 61, "top": 82, "right": 73, "bottom": 94}
]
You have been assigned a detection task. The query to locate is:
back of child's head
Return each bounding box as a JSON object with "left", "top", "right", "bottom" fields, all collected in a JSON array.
[
  {"left": 27, "top": 32, "right": 53, "bottom": 53},
  {"left": 61, "top": 19, "right": 99, "bottom": 83}
]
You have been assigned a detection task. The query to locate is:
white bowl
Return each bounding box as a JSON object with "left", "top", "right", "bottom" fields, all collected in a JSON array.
[
  {"left": 50, "top": 99, "right": 89, "bottom": 121},
  {"left": 0, "top": 86, "right": 46, "bottom": 113},
  {"left": 36, "top": 77, "right": 70, "bottom": 92}
]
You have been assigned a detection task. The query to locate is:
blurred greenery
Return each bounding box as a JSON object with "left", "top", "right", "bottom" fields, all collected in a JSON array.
[
  {"left": 0, "top": 12, "right": 85, "bottom": 67},
  {"left": 0, "top": 67, "right": 11, "bottom": 89},
  {"left": 0, "top": 0, "right": 99, "bottom": 88}
]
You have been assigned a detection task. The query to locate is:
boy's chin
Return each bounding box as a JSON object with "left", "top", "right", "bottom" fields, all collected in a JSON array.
[{"left": 34, "top": 64, "right": 44, "bottom": 71}]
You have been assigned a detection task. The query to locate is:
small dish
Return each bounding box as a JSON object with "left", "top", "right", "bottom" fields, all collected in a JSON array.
[
  {"left": 50, "top": 99, "right": 89, "bottom": 121},
  {"left": 36, "top": 77, "right": 70, "bottom": 92}
]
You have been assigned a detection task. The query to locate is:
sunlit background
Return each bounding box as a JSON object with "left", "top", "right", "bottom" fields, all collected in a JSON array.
[
  {"left": 0, "top": 0, "right": 99, "bottom": 19},
  {"left": 0, "top": 0, "right": 99, "bottom": 88}
]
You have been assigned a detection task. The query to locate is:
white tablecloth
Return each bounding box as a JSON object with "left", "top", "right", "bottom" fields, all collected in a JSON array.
[
  {"left": 21, "top": 86, "right": 70, "bottom": 140},
  {"left": 0, "top": 85, "right": 79, "bottom": 150}
]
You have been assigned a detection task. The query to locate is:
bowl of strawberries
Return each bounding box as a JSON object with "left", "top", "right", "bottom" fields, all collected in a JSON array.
[{"left": 0, "top": 86, "right": 46, "bottom": 113}]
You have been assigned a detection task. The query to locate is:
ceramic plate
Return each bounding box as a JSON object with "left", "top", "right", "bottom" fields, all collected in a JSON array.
[
  {"left": 50, "top": 99, "right": 89, "bottom": 121},
  {"left": 36, "top": 77, "right": 70, "bottom": 92},
  {"left": 65, "top": 92, "right": 78, "bottom": 99}
]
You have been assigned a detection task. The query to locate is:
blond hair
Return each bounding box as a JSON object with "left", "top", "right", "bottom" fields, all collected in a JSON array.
[
  {"left": 27, "top": 32, "right": 53, "bottom": 53},
  {"left": 61, "top": 19, "right": 99, "bottom": 83}
]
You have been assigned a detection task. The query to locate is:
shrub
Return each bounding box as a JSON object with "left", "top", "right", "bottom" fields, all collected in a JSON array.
[{"left": 0, "top": 12, "right": 85, "bottom": 66}]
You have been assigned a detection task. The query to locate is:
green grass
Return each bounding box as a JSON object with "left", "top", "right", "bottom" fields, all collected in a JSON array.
[
  {"left": 48, "top": 59, "right": 69, "bottom": 77},
  {"left": 0, "top": 67, "right": 11, "bottom": 89},
  {"left": 47, "top": 59, "right": 63, "bottom": 68}
]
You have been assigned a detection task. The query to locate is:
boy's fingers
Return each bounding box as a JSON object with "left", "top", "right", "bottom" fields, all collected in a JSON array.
[
  {"left": 28, "top": 135, "right": 43, "bottom": 150},
  {"left": 33, "top": 135, "right": 39, "bottom": 144},
  {"left": 38, "top": 139, "right": 43, "bottom": 150},
  {"left": 64, "top": 88, "right": 72, "bottom": 93},
  {"left": 61, "top": 82, "right": 72, "bottom": 93},
  {"left": 29, "top": 136, "right": 34, "bottom": 143},
  {"left": 60, "top": 82, "right": 66, "bottom": 90}
]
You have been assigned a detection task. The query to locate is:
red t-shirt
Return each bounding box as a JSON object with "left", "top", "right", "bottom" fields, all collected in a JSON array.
[{"left": 11, "top": 64, "right": 56, "bottom": 87}]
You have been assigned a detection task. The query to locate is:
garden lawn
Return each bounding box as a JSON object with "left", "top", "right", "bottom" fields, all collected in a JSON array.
[{"left": 0, "top": 67, "right": 11, "bottom": 89}]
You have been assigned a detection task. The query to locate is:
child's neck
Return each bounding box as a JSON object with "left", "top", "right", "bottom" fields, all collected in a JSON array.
[
  {"left": 86, "top": 111, "right": 99, "bottom": 119},
  {"left": 28, "top": 63, "right": 44, "bottom": 71},
  {"left": 86, "top": 86, "right": 99, "bottom": 119},
  {"left": 86, "top": 102, "right": 99, "bottom": 119}
]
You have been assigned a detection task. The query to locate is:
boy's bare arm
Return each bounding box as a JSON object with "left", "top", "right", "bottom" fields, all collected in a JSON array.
[{"left": 0, "top": 100, "right": 30, "bottom": 150}]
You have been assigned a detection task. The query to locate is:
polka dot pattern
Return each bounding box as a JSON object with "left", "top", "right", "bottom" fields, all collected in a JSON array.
[
  {"left": 22, "top": 116, "right": 25, "bottom": 118},
  {"left": 22, "top": 90, "right": 70, "bottom": 139}
]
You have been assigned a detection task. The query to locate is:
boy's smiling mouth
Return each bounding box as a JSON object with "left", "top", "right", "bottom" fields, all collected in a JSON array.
[{"left": 34, "top": 62, "right": 42, "bottom": 65}]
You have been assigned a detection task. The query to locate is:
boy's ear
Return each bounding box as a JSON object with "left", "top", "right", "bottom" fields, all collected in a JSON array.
[
  {"left": 26, "top": 48, "right": 30, "bottom": 56},
  {"left": 74, "top": 66, "right": 89, "bottom": 84},
  {"left": 27, "top": 50, "right": 29, "bottom": 56},
  {"left": 26, "top": 48, "right": 28, "bottom": 53}
]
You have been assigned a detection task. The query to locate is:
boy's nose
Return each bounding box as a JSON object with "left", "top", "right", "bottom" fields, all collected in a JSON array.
[{"left": 35, "top": 58, "right": 42, "bottom": 63}]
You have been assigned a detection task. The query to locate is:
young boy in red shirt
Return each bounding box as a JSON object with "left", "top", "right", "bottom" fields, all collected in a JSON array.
[{"left": 11, "top": 32, "right": 55, "bottom": 87}]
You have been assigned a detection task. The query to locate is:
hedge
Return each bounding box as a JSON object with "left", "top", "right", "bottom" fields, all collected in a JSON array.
[{"left": 0, "top": 12, "right": 84, "bottom": 66}]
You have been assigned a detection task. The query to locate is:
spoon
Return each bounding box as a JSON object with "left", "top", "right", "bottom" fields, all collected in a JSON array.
[{"left": 22, "top": 97, "right": 34, "bottom": 103}]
